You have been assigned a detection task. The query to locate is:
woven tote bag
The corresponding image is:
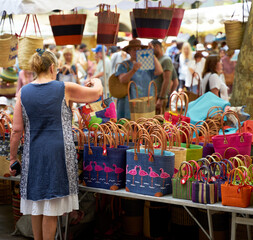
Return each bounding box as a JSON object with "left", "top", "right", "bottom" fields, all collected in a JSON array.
[
  {"left": 18, "top": 15, "right": 43, "bottom": 70},
  {"left": 49, "top": 10, "right": 87, "bottom": 45},
  {"left": 133, "top": 1, "right": 173, "bottom": 39},
  {"left": 96, "top": 4, "right": 120, "bottom": 46},
  {"left": 128, "top": 80, "right": 157, "bottom": 121},
  {"left": 166, "top": 8, "right": 185, "bottom": 37},
  {"left": 0, "top": 12, "right": 18, "bottom": 68}
]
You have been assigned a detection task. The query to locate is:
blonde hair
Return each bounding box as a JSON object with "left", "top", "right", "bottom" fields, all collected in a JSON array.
[
  {"left": 30, "top": 50, "right": 57, "bottom": 75},
  {"left": 181, "top": 42, "right": 192, "bottom": 61},
  {"left": 61, "top": 47, "right": 74, "bottom": 65}
]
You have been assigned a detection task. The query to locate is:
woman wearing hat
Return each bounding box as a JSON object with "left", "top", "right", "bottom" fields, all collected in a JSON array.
[{"left": 115, "top": 39, "right": 163, "bottom": 119}]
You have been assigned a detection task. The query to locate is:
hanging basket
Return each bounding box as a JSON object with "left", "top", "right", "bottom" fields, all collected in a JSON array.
[
  {"left": 18, "top": 15, "right": 43, "bottom": 70},
  {"left": 0, "top": 13, "right": 18, "bottom": 68},
  {"left": 166, "top": 8, "right": 185, "bottom": 37},
  {"left": 49, "top": 11, "right": 87, "bottom": 46},
  {"left": 224, "top": 20, "right": 246, "bottom": 50},
  {"left": 130, "top": 11, "right": 138, "bottom": 38},
  {"left": 133, "top": 7, "right": 173, "bottom": 39},
  {"left": 96, "top": 5, "right": 120, "bottom": 46}
]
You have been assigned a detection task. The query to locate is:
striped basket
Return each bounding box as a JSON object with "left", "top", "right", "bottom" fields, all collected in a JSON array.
[
  {"left": 166, "top": 8, "right": 185, "bottom": 37},
  {"left": 0, "top": 80, "right": 17, "bottom": 98}
]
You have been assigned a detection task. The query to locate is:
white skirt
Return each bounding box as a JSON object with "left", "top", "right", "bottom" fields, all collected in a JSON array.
[{"left": 21, "top": 194, "right": 79, "bottom": 216}]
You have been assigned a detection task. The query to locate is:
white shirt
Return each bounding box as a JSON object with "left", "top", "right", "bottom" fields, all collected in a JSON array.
[
  {"left": 178, "top": 54, "right": 192, "bottom": 81},
  {"left": 201, "top": 73, "right": 229, "bottom": 101},
  {"left": 186, "top": 58, "right": 206, "bottom": 87},
  {"left": 110, "top": 51, "right": 130, "bottom": 74}
]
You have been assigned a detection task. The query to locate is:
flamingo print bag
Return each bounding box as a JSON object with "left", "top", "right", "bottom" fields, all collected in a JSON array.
[
  {"left": 126, "top": 134, "right": 175, "bottom": 197},
  {"left": 83, "top": 123, "right": 128, "bottom": 190}
]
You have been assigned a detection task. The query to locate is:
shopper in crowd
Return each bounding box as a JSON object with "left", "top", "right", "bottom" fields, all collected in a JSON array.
[
  {"left": 48, "top": 44, "right": 57, "bottom": 54},
  {"left": 221, "top": 49, "right": 236, "bottom": 94},
  {"left": 201, "top": 54, "right": 228, "bottom": 101},
  {"left": 172, "top": 42, "right": 183, "bottom": 76},
  {"left": 166, "top": 40, "right": 179, "bottom": 65},
  {"left": 186, "top": 52, "right": 206, "bottom": 94},
  {"left": 10, "top": 49, "right": 103, "bottom": 240},
  {"left": 178, "top": 42, "right": 193, "bottom": 91},
  {"left": 91, "top": 45, "right": 111, "bottom": 96},
  {"left": 151, "top": 39, "right": 174, "bottom": 114},
  {"left": 110, "top": 47, "right": 130, "bottom": 74},
  {"left": 210, "top": 41, "right": 219, "bottom": 55},
  {"left": 16, "top": 70, "right": 34, "bottom": 95},
  {"left": 115, "top": 39, "right": 163, "bottom": 119},
  {"left": 57, "top": 47, "right": 79, "bottom": 84}
]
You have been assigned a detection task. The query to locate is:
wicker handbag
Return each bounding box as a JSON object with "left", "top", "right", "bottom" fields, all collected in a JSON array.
[
  {"left": 18, "top": 15, "right": 43, "bottom": 70},
  {"left": 109, "top": 61, "right": 129, "bottom": 99},
  {"left": 0, "top": 12, "right": 18, "bottom": 68},
  {"left": 96, "top": 4, "right": 120, "bottom": 46}
]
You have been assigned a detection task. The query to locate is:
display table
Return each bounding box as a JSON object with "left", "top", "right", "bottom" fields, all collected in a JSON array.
[{"left": 1, "top": 176, "right": 252, "bottom": 240}]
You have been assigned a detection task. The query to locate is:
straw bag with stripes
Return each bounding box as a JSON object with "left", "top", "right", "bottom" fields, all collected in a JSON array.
[
  {"left": 95, "top": 4, "right": 120, "bottom": 46},
  {"left": 18, "top": 14, "right": 43, "bottom": 70},
  {"left": 0, "top": 11, "right": 18, "bottom": 68}
]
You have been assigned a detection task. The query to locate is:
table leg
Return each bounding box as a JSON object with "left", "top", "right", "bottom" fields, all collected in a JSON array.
[
  {"left": 57, "top": 216, "right": 63, "bottom": 240},
  {"left": 207, "top": 209, "right": 214, "bottom": 240},
  {"left": 183, "top": 206, "right": 212, "bottom": 240},
  {"left": 231, "top": 212, "right": 237, "bottom": 240},
  {"left": 64, "top": 213, "right": 69, "bottom": 240},
  {"left": 246, "top": 214, "right": 252, "bottom": 240}
]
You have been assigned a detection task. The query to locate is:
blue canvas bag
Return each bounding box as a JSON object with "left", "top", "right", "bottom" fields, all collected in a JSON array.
[
  {"left": 83, "top": 126, "right": 128, "bottom": 190},
  {"left": 126, "top": 134, "right": 175, "bottom": 197}
]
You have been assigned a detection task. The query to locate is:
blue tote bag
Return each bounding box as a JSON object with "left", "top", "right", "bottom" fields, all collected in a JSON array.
[
  {"left": 83, "top": 126, "right": 128, "bottom": 190},
  {"left": 126, "top": 134, "right": 175, "bottom": 197}
]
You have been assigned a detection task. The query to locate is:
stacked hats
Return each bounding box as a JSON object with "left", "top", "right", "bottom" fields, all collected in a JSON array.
[{"left": 0, "top": 67, "right": 18, "bottom": 83}]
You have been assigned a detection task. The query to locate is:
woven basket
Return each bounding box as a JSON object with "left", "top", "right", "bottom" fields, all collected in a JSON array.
[
  {"left": 0, "top": 180, "right": 12, "bottom": 204},
  {"left": 224, "top": 20, "right": 246, "bottom": 50},
  {"left": 0, "top": 156, "right": 10, "bottom": 177},
  {"left": 18, "top": 36, "right": 43, "bottom": 70},
  {"left": 0, "top": 34, "right": 18, "bottom": 68},
  {"left": 0, "top": 80, "right": 17, "bottom": 98},
  {"left": 171, "top": 205, "right": 196, "bottom": 226}
]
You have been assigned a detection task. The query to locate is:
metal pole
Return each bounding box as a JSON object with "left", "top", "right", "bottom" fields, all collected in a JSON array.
[{"left": 102, "top": 45, "right": 107, "bottom": 98}]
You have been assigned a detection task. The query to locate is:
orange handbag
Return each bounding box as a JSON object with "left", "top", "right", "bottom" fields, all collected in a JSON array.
[{"left": 221, "top": 168, "right": 252, "bottom": 208}]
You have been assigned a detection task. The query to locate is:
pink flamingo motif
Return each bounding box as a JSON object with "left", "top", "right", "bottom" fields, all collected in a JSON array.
[
  {"left": 83, "top": 161, "right": 93, "bottom": 181},
  {"left": 127, "top": 166, "right": 138, "bottom": 185},
  {"left": 137, "top": 166, "right": 148, "bottom": 186},
  {"left": 93, "top": 161, "right": 103, "bottom": 182},
  {"left": 160, "top": 168, "right": 170, "bottom": 188},
  {"left": 126, "top": 165, "right": 129, "bottom": 174},
  {"left": 113, "top": 164, "right": 124, "bottom": 183},
  {"left": 149, "top": 167, "right": 159, "bottom": 187},
  {"left": 103, "top": 163, "right": 114, "bottom": 183}
]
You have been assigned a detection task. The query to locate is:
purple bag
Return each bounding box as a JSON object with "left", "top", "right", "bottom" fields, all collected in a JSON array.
[{"left": 192, "top": 165, "right": 219, "bottom": 204}]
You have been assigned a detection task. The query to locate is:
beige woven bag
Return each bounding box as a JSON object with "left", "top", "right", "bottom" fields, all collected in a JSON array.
[
  {"left": 18, "top": 15, "right": 43, "bottom": 70},
  {"left": 0, "top": 13, "right": 18, "bottom": 68}
]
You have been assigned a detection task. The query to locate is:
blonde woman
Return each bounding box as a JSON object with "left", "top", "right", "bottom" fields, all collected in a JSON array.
[
  {"left": 57, "top": 47, "right": 79, "bottom": 84},
  {"left": 178, "top": 42, "right": 193, "bottom": 91}
]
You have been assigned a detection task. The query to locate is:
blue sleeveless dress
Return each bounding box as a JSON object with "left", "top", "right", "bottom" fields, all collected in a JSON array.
[{"left": 20, "top": 81, "right": 78, "bottom": 216}]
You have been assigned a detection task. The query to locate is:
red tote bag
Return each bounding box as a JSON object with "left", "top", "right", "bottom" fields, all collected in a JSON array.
[
  {"left": 212, "top": 110, "right": 252, "bottom": 159},
  {"left": 166, "top": 8, "right": 185, "bottom": 37}
]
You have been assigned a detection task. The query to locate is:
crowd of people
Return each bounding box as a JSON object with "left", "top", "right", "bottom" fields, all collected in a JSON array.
[{"left": 0, "top": 39, "right": 236, "bottom": 119}]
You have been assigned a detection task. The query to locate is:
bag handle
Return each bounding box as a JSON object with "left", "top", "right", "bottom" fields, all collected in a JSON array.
[
  {"left": 177, "top": 161, "right": 194, "bottom": 180},
  {"left": 222, "top": 159, "right": 234, "bottom": 176},
  {"left": 128, "top": 81, "right": 138, "bottom": 102},
  {"left": 196, "top": 165, "right": 212, "bottom": 182},
  {"left": 134, "top": 134, "right": 154, "bottom": 161},
  {"left": 228, "top": 168, "right": 246, "bottom": 186},
  {"left": 209, "top": 161, "right": 226, "bottom": 181},
  {"left": 224, "top": 147, "right": 239, "bottom": 159},
  {"left": 178, "top": 92, "right": 189, "bottom": 115},
  {"left": 190, "top": 72, "right": 201, "bottom": 96},
  {"left": 88, "top": 123, "right": 105, "bottom": 155},
  {"left": 178, "top": 128, "right": 190, "bottom": 148},
  {"left": 19, "top": 14, "right": 42, "bottom": 37},
  {"left": 212, "top": 152, "right": 223, "bottom": 161},
  {"left": 195, "top": 124, "right": 209, "bottom": 146},
  {"left": 206, "top": 106, "right": 223, "bottom": 119},
  {"left": 237, "top": 166, "right": 251, "bottom": 184},
  {"left": 197, "top": 158, "right": 210, "bottom": 167},
  {"left": 147, "top": 80, "right": 157, "bottom": 106},
  {"left": 169, "top": 92, "right": 184, "bottom": 117},
  {"left": 188, "top": 160, "right": 200, "bottom": 179},
  {"left": 235, "top": 154, "right": 252, "bottom": 167},
  {"left": 248, "top": 164, "right": 253, "bottom": 183},
  {"left": 229, "top": 156, "right": 244, "bottom": 168},
  {"left": 221, "top": 110, "right": 244, "bottom": 144}
]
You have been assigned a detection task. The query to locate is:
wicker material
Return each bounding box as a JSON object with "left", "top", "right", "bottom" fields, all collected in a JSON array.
[
  {"left": 0, "top": 156, "right": 10, "bottom": 177},
  {"left": 0, "top": 34, "right": 18, "bottom": 68},
  {"left": 224, "top": 20, "right": 246, "bottom": 50},
  {"left": 0, "top": 180, "right": 12, "bottom": 204},
  {"left": 18, "top": 36, "right": 43, "bottom": 70}
]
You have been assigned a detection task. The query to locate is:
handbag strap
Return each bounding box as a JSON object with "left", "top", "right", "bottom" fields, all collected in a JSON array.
[
  {"left": 212, "top": 152, "right": 223, "bottom": 161},
  {"left": 235, "top": 154, "right": 252, "bottom": 167},
  {"left": 19, "top": 14, "right": 42, "bottom": 37},
  {"left": 229, "top": 156, "right": 244, "bottom": 168},
  {"left": 169, "top": 92, "right": 184, "bottom": 116},
  {"left": 188, "top": 160, "right": 200, "bottom": 179},
  {"left": 221, "top": 110, "right": 244, "bottom": 144},
  {"left": 178, "top": 128, "right": 190, "bottom": 148},
  {"left": 190, "top": 72, "right": 200, "bottom": 96},
  {"left": 147, "top": 80, "right": 157, "bottom": 105},
  {"left": 224, "top": 147, "right": 239, "bottom": 160},
  {"left": 196, "top": 158, "right": 210, "bottom": 167},
  {"left": 196, "top": 165, "right": 212, "bottom": 182},
  {"left": 209, "top": 161, "right": 225, "bottom": 180},
  {"left": 127, "top": 81, "right": 138, "bottom": 101},
  {"left": 237, "top": 166, "right": 251, "bottom": 184},
  {"left": 177, "top": 161, "right": 193, "bottom": 179},
  {"left": 178, "top": 92, "right": 189, "bottom": 116},
  {"left": 135, "top": 134, "right": 154, "bottom": 161},
  {"left": 228, "top": 168, "right": 246, "bottom": 185}
]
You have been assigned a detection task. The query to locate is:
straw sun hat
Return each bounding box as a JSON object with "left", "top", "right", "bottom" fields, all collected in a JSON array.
[{"left": 122, "top": 39, "right": 147, "bottom": 53}]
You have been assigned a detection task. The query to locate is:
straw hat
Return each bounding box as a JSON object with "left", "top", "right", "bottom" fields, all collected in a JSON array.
[
  {"left": 122, "top": 39, "right": 146, "bottom": 53},
  {"left": 0, "top": 67, "right": 18, "bottom": 83}
]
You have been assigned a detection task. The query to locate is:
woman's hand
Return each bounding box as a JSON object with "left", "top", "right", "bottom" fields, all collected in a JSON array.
[
  {"left": 132, "top": 61, "right": 141, "bottom": 72},
  {"left": 9, "top": 159, "right": 20, "bottom": 176}
]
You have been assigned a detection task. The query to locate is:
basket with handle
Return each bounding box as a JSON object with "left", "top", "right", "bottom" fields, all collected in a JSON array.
[
  {"left": 166, "top": 6, "right": 185, "bottom": 37},
  {"left": 0, "top": 11, "right": 18, "bottom": 68},
  {"left": 18, "top": 14, "right": 43, "bottom": 70},
  {"left": 133, "top": 0, "right": 173, "bottom": 39},
  {"left": 96, "top": 4, "right": 120, "bottom": 46},
  {"left": 49, "top": 9, "right": 87, "bottom": 46}
]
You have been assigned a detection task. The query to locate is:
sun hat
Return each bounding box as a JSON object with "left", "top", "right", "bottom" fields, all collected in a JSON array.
[
  {"left": 92, "top": 45, "right": 107, "bottom": 53},
  {"left": 196, "top": 43, "right": 206, "bottom": 52},
  {"left": 0, "top": 67, "right": 18, "bottom": 83},
  {"left": 122, "top": 39, "right": 146, "bottom": 53},
  {"left": 0, "top": 96, "right": 8, "bottom": 106}
]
